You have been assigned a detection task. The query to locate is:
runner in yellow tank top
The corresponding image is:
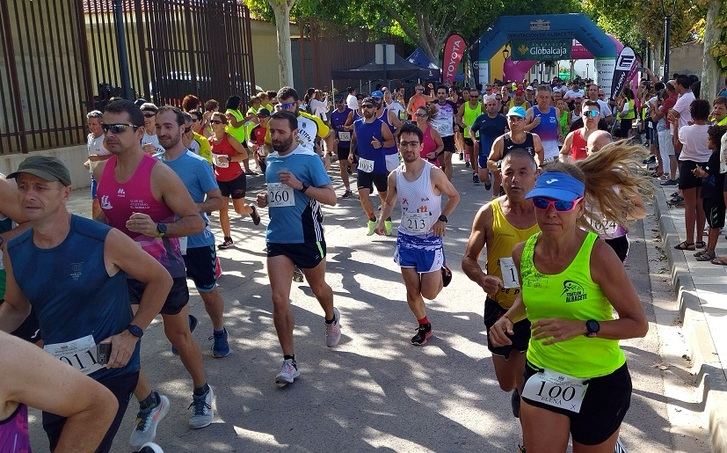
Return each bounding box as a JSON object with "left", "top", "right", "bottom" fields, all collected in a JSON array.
[
  {"left": 488, "top": 151, "right": 649, "bottom": 452},
  {"left": 462, "top": 149, "right": 539, "bottom": 422},
  {"left": 457, "top": 88, "right": 484, "bottom": 183}
]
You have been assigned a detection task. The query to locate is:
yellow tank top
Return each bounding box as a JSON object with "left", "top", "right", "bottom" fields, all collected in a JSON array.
[
  {"left": 521, "top": 232, "right": 626, "bottom": 378},
  {"left": 463, "top": 102, "right": 482, "bottom": 138},
  {"left": 486, "top": 198, "right": 540, "bottom": 308}
]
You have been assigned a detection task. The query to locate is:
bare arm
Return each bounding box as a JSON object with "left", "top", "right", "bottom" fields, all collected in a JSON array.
[
  {"left": 0, "top": 250, "right": 31, "bottom": 333},
  {"left": 532, "top": 133, "right": 544, "bottom": 166},
  {"left": 227, "top": 135, "right": 249, "bottom": 162},
  {"left": 145, "top": 164, "right": 205, "bottom": 237},
  {"left": 198, "top": 188, "right": 224, "bottom": 214},
  {"left": 559, "top": 131, "right": 575, "bottom": 162},
  {"left": 523, "top": 108, "right": 539, "bottom": 131},
  {"left": 388, "top": 109, "right": 403, "bottom": 130},
  {"left": 461, "top": 203, "right": 504, "bottom": 295},
  {"left": 0, "top": 332, "right": 118, "bottom": 453},
  {"left": 380, "top": 123, "right": 395, "bottom": 148},
  {"left": 431, "top": 128, "right": 444, "bottom": 156},
  {"left": 487, "top": 136, "right": 505, "bottom": 172},
  {"left": 0, "top": 179, "right": 27, "bottom": 224}
]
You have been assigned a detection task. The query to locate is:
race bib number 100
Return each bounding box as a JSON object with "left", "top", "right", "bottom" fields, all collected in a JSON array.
[
  {"left": 44, "top": 335, "right": 104, "bottom": 375},
  {"left": 268, "top": 183, "right": 295, "bottom": 208},
  {"left": 521, "top": 368, "right": 589, "bottom": 413}
]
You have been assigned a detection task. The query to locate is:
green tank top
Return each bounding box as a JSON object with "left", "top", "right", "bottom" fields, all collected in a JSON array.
[
  {"left": 558, "top": 111, "right": 569, "bottom": 138},
  {"left": 521, "top": 231, "right": 625, "bottom": 378},
  {"left": 463, "top": 102, "right": 482, "bottom": 138},
  {"left": 622, "top": 100, "right": 636, "bottom": 120}
]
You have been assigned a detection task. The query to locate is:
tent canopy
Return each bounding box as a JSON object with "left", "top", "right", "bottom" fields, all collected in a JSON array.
[
  {"left": 331, "top": 53, "right": 440, "bottom": 81},
  {"left": 407, "top": 48, "right": 440, "bottom": 71}
]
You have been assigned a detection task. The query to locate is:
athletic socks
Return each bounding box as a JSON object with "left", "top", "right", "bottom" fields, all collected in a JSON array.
[{"left": 193, "top": 383, "right": 210, "bottom": 396}]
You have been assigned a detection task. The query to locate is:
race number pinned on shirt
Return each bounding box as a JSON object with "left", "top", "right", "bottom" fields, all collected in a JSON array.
[
  {"left": 44, "top": 335, "right": 104, "bottom": 375},
  {"left": 358, "top": 157, "right": 374, "bottom": 173},
  {"left": 267, "top": 182, "right": 295, "bottom": 208},
  {"left": 499, "top": 257, "right": 519, "bottom": 288},
  {"left": 402, "top": 211, "right": 430, "bottom": 234},
  {"left": 179, "top": 236, "right": 188, "bottom": 255},
  {"left": 338, "top": 131, "right": 351, "bottom": 141},
  {"left": 522, "top": 367, "right": 589, "bottom": 413}
]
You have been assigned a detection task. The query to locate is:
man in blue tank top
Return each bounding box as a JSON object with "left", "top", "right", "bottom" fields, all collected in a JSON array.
[
  {"left": 350, "top": 96, "right": 396, "bottom": 236},
  {"left": 375, "top": 123, "right": 460, "bottom": 346},
  {"left": 0, "top": 156, "right": 172, "bottom": 453},
  {"left": 330, "top": 96, "right": 354, "bottom": 198}
]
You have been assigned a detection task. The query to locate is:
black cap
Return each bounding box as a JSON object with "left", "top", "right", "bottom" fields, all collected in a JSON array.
[
  {"left": 7, "top": 155, "right": 72, "bottom": 186},
  {"left": 257, "top": 108, "right": 271, "bottom": 117}
]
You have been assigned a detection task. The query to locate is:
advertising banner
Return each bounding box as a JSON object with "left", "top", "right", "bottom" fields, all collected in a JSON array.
[
  {"left": 609, "top": 47, "right": 637, "bottom": 101},
  {"left": 442, "top": 34, "right": 466, "bottom": 84},
  {"left": 511, "top": 39, "right": 571, "bottom": 61}
]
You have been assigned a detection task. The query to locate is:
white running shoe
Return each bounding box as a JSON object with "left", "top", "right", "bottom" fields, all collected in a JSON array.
[
  {"left": 275, "top": 359, "right": 300, "bottom": 384},
  {"left": 129, "top": 393, "right": 170, "bottom": 448},
  {"left": 188, "top": 386, "right": 215, "bottom": 429},
  {"left": 139, "top": 442, "right": 164, "bottom": 453},
  {"left": 325, "top": 307, "right": 342, "bottom": 347}
]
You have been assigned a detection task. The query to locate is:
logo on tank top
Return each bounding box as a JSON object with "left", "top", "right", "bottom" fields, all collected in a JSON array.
[
  {"left": 100, "top": 195, "right": 113, "bottom": 210},
  {"left": 117, "top": 188, "right": 126, "bottom": 197},
  {"left": 129, "top": 199, "right": 151, "bottom": 210},
  {"left": 70, "top": 262, "right": 84, "bottom": 281},
  {"left": 562, "top": 280, "right": 587, "bottom": 303}
]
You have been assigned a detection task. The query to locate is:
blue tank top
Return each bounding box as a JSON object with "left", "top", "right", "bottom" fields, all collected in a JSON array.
[
  {"left": 531, "top": 105, "right": 559, "bottom": 143},
  {"left": 8, "top": 215, "right": 140, "bottom": 380},
  {"left": 378, "top": 108, "right": 398, "bottom": 156},
  {"left": 330, "top": 107, "right": 352, "bottom": 147},
  {"left": 354, "top": 118, "right": 388, "bottom": 174}
]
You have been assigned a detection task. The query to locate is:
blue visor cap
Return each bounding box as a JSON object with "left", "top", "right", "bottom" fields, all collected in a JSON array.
[
  {"left": 371, "top": 90, "right": 384, "bottom": 99},
  {"left": 525, "top": 171, "right": 585, "bottom": 202}
]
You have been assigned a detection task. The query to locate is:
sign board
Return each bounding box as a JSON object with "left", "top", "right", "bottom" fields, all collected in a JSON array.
[{"left": 511, "top": 40, "right": 571, "bottom": 61}]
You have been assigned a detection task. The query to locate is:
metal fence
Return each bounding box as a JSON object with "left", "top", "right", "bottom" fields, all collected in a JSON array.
[{"left": 0, "top": 0, "right": 255, "bottom": 154}]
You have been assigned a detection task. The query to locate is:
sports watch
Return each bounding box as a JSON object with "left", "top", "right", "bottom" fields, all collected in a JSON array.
[
  {"left": 438, "top": 214, "right": 448, "bottom": 223},
  {"left": 156, "top": 223, "right": 168, "bottom": 238},
  {"left": 127, "top": 324, "right": 144, "bottom": 339},
  {"left": 585, "top": 320, "right": 600, "bottom": 337}
]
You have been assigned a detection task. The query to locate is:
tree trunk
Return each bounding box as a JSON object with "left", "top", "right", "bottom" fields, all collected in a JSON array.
[
  {"left": 269, "top": 0, "right": 295, "bottom": 88},
  {"left": 701, "top": 0, "right": 722, "bottom": 101}
]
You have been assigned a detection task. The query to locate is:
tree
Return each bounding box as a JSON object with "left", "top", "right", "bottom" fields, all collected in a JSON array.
[
  {"left": 267, "top": 0, "right": 297, "bottom": 87},
  {"left": 702, "top": 0, "right": 724, "bottom": 99}
]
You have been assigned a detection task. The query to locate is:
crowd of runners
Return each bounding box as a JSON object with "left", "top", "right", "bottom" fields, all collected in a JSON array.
[{"left": 0, "top": 72, "right": 725, "bottom": 453}]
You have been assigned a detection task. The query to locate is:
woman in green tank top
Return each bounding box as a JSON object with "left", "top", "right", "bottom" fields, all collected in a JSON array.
[{"left": 488, "top": 145, "right": 651, "bottom": 452}]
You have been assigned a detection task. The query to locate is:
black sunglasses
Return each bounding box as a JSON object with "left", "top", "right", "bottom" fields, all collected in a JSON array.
[{"left": 102, "top": 123, "right": 139, "bottom": 134}]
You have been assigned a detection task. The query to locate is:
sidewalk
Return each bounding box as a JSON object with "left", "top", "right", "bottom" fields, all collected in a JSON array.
[{"left": 654, "top": 182, "right": 727, "bottom": 452}]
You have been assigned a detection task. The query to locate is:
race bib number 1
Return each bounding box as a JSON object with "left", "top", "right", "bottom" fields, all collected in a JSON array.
[
  {"left": 44, "top": 335, "right": 104, "bottom": 375},
  {"left": 499, "top": 257, "right": 519, "bottom": 288},
  {"left": 268, "top": 183, "right": 295, "bottom": 208},
  {"left": 521, "top": 368, "right": 589, "bottom": 413}
]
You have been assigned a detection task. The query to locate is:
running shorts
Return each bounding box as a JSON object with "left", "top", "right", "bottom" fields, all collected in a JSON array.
[
  {"left": 357, "top": 171, "right": 388, "bottom": 192},
  {"left": 394, "top": 241, "right": 445, "bottom": 274},
  {"left": 267, "top": 240, "right": 326, "bottom": 269},
  {"left": 128, "top": 277, "right": 189, "bottom": 316},
  {"left": 217, "top": 173, "right": 247, "bottom": 199},
  {"left": 442, "top": 135, "right": 456, "bottom": 152},
  {"left": 483, "top": 297, "right": 530, "bottom": 359},
  {"left": 184, "top": 245, "right": 217, "bottom": 292}
]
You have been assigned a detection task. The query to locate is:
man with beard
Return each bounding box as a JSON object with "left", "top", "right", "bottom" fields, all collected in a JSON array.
[
  {"left": 375, "top": 123, "right": 460, "bottom": 346},
  {"left": 94, "top": 100, "right": 213, "bottom": 448},
  {"left": 462, "top": 149, "right": 539, "bottom": 425},
  {"left": 350, "top": 96, "right": 396, "bottom": 236},
  {"left": 431, "top": 86, "right": 459, "bottom": 180},
  {"left": 256, "top": 110, "right": 341, "bottom": 385}
]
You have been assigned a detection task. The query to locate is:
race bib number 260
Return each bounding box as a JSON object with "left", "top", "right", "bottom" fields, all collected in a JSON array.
[{"left": 267, "top": 183, "right": 295, "bottom": 208}]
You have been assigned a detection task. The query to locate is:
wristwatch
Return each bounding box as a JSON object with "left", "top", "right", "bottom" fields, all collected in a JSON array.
[
  {"left": 156, "top": 223, "right": 167, "bottom": 238},
  {"left": 300, "top": 183, "right": 310, "bottom": 193},
  {"left": 438, "top": 214, "right": 448, "bottom": 223},
  {"left": 585, "top": 320, "right": 600, "bottom": 337},
  {"left": 127, "top": 324, "right": 144, "bottom": 339}
]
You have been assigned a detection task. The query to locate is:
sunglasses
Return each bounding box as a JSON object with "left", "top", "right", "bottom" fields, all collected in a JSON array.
[
  {"left": 102, "top": 123, "right": 139, "bottom": 134},
  {"left": 532, "top": 196, "right": 583, "bottom": 212},
  {"left": 280, "top": 102, "right": 296, "bottom": 109},
  {"left": 210, "top": 120, "right": 224, "bottom": 125},
  {"left": 143, "top": 112, "right": 157, "bottom": 118},
  {"left": 584, "top": 110, "right": 599, "bottom": 118}
]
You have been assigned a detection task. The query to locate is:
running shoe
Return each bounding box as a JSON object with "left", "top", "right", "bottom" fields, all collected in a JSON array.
[
  {"left": 211, "top": 328, "right": 230, "bottom": 358},
  {"left": 341, "top": 189, "right": 353, "bottom": 199},
  {"left": 367, "top": 219, "right": 377, "bottom": 236},
  {"left": 275, "top": 359, "right": 300, "bottom": 384},
  {"left": 250, "top": 205, "right": 261, "bottom": 225},
  {"left": 660, "top": 179, "right": 677, "bottom": 186},
  {"left": 218, "top": 237, "right": 233, "bottom": 250},
  {"left": 473, "top": 173, "right": 480, "bottom": 184},
  {"left": 384, "top": 220, "right": 393, "bottom": 236},
  {"left": 188, "top": 386, "right": 215, "bottom": 429},
  {"left": 129, "top": 393, "right": 170, "bottom": 448},
  {"left": 465, "top": 161, "right": 470, "bottom": 168},
  {"left": 325, "top": 307, "right": 342, "bottom": 347},
  {"left": 411, "top": 323, "right": 433, "bottom": 346},
  {"left": 614, "top": 436, "right": 628, "bottom": 453},
  {"left": 292, "top": 266, "right": 304, "bottom": 282},
  {"left": 484, "top": 179, "right": 492, "bottom": 191},
  {"left": 441, "top": 265, "right": 452, "bottom": 287},
  {"left": 642, "top": 155, "right": 656, "bottom": 165},
  {"left": 139, "top": 443, "right": 164, "bottom": 453},
  {"left": 172, "top": 315, "right": 198, "bottom": 355}
]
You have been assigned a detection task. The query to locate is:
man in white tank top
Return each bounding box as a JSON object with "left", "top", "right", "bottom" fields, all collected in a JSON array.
[{"left": 375, "top": 123, "right": 460, "bottom": 346}]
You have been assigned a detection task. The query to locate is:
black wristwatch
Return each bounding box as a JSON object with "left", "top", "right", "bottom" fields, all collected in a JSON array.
[
  {"left": 300, "top": 183, "right": 310, "bottom": 193},
  {"left": 585, "top": 320, "right": 600, "bottom": 337},
  {"left": 127, "top": 324, "right": 144, "bottom": 339},
  {"left": 156, "top": 223, "right": 168, "bottom": 238},
  {"left": 438, "top": 214, "right": 448, "bottom": 223}
]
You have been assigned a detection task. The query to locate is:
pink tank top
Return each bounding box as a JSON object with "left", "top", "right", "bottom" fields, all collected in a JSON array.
[
  {"left": 97, "top": 154, "right": 185, "bottom": 277},
  {"left": 420, "top": 126, "right": 440, "bottom": 166},
  {"left": 0, "top": 404, "right": 31, "bottom": 453}
]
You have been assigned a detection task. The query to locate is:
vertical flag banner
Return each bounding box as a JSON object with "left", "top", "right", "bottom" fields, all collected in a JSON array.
[
  {"left": 610, "top": 47, "right": 636, "bottom": 101},
  {"left": 442, "top": 34, "right": 466, "bottom": 84}
]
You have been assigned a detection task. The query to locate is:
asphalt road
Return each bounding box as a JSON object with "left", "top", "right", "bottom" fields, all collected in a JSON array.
[{"left": 29, "top": 156, "right": 707, "bottom": 452}]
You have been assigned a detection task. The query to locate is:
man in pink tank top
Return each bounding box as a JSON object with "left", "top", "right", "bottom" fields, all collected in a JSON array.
[
  {"left": 560, "top": 100, "right": 601, "bottom": 162},
  {"left": 95, "top": 100, "right": 215, "bottom": 448}
]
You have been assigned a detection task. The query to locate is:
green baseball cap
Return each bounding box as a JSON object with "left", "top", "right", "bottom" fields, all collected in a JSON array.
[{"left": 7, "top": 155, "right": 72, "bottom": 186}]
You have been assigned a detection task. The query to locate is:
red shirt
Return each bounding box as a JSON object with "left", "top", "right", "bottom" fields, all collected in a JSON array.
[
  {"left": 211, "top": 134, "right": 243, "bottom": 182},
  {"left": 571, "top": 129, "right": 588, "bottom": 161}
]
